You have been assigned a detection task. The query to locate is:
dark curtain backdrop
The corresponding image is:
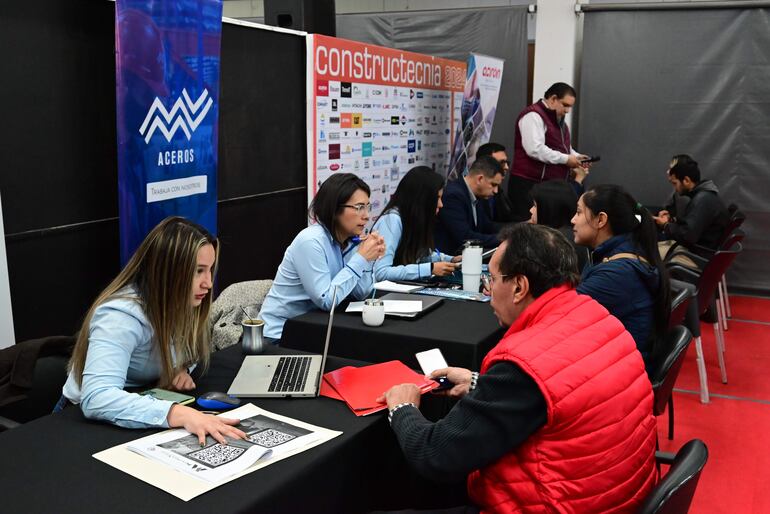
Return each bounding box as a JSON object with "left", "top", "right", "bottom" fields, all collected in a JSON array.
[
  {"left": 336, "top": 6, "right": 529, "bottom": 161},
  {"left": 578, "top": 7, "right": 770, "bottom": 294},
  {"left": 0, "top": 3, "right": 307, "bottom": 341}
]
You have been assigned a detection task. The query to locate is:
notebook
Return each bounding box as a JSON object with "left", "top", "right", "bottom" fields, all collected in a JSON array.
[
  {"left": 377, "top": 292, "right": 444, "bottom": 318},
  {"left": 227, "top": 287, "right": 338, "bottom": 398}
]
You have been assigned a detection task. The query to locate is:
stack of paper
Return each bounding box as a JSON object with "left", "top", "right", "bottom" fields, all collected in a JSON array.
[
  {"left": 345, "top": 300, "right": 423, "bottom": 314},
  {"left": 320, "top": 360, "right": 438, "bottom": 416},
  {"left": 373, "top": 280, "right": 424, "bottom": 293}
]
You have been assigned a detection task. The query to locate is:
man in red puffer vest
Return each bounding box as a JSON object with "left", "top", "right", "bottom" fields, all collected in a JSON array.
[{"left": 381, "top": 223, "right": 657, "bottom": 513}]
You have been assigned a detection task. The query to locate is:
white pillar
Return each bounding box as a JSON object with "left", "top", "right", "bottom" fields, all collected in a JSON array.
[
  {"left": 532, "top": 0, "right": 584, "bottom": 129},
  {"left": 0, "top": 194, "right": 15, "bottom": 349}
]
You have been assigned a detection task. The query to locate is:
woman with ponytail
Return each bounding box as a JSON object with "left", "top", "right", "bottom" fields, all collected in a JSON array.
[{"left": 571, "top": 185, "right": 670, "bottom": 362}]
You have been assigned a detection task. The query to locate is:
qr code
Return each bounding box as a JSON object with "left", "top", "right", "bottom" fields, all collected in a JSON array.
[
  {"left": 187, "top": 443, "right": 246, "bottom": 467},
  {"left": 247, "top": 428, "right": 296, "bottom": 448}
]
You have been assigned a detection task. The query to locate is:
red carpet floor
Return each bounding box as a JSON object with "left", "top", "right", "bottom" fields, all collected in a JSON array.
[{"left": 657, "top": 294, "right": 770, "bottom": 513}]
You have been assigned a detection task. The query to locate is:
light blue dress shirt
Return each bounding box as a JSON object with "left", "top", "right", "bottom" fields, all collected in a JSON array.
[
  {"left": 259, "top": 224, "right": 375, "bottom": 339},
  {"left": 372, "top": 210, "right": 453, "bottom": 281},
  {"left": 62, "top": 289, "right": 177, "bottom": 429}
]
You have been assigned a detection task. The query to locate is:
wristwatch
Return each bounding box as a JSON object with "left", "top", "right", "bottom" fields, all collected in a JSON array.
[{"left": 388, "top": 402, "right": 416, "bottom": 424}]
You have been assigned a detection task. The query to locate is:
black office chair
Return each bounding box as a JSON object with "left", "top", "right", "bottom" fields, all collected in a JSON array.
[
  {"left": 638, "top": 439, "right": 709, "bottom": 514},
  {"left": 668, "top": 242, "right": 743, "bottom": 396},
  {"left": 668, "top": 280, "right": 705, "bottom": 403},
  {"left": 648, "top": 325, "right": 692, "bottom": 441},
  {"left": 0, "top": 335, "right": 74, "bottom": 431}
]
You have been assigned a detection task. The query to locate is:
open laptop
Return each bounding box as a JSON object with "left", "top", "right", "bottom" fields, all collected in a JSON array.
[{"left": 227, "top": 287, "right": 337, "bottom": 398}]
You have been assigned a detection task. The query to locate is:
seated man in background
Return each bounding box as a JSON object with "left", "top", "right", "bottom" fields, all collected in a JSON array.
[
  {"left": 654, "top": 157, "right": 730, "bottom": 261},
  {"left": 475, "top": 142, "right": 515, "bottom": 224},
  {"left": 658, "top": 154, "right": 695, "bottom": 224},
  {"left": 380, "top": 223, "right": 657, "bottom": 513},
  {"left": 434, "top": 156, "right": 503, "bottom": 254}
]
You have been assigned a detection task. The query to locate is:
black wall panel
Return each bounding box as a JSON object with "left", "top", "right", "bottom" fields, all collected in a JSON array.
[{"left": 0, "top": 2, "right": 307, "bottom": 341}]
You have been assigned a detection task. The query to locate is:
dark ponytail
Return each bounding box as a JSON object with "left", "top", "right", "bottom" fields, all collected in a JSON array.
[
  {"left": 583, "top": 185, "right": 671, "bottom": 351},
  {"left": 378, "top": 166, "right": 445, "bottom": 264}
]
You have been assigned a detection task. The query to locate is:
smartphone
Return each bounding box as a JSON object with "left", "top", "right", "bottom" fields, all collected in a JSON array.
[
  {"left": 580, "top": 155, "right": 601, "bottom": 164},
  {"left": 415, "top": 348, "right": 453, "bottom": 390}
]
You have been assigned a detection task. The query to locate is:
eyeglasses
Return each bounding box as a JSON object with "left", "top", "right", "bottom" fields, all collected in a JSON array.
[
  {"left": 342, "top": 203, "right": 372, "bottom": 215},
  {"left": 481, "top": 273, "right": 509, "bottom": 289}
]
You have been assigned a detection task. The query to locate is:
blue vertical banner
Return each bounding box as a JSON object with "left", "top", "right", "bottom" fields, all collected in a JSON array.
[{"left": 115, "top": 0, "right": 223, "bottom": 263}]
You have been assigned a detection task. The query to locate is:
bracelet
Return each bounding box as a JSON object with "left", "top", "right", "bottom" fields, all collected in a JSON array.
[
  {"left": 388, "top": 402, "right": 416, "bottom": 425},
  {"left": 469, "top": 372, "right": 479, "bottom": 391}
]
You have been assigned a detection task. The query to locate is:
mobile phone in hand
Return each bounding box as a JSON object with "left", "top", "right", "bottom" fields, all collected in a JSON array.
[
  {"left": 416, "top": 348, "right": 453, "bottom": 390},
  {"left": 580, "top": 155, "right": 601, "bottom": 164}
]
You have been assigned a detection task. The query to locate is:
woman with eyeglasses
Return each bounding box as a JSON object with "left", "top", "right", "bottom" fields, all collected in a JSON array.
[
  {"left": 571, "top": 184, "right": 670, "bottom": 363},
  {"left": 372, "top": 166, "right": 460, "bottom": 281},
  {"left": 258, "top": 173, "right": 386, "bottom": 340}
]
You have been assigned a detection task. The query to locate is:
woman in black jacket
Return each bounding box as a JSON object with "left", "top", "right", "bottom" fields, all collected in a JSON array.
[{"left": 572, "top": 185, "right": 670, "bottom": 363}]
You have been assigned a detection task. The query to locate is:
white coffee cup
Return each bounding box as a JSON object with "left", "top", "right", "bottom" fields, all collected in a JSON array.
[{"left": 362, "top": 298, "right": 385, "bottom": 327}]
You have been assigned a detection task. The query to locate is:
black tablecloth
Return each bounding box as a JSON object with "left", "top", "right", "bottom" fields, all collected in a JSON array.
[
  {"left": 281, "top": 297, "right": 505, "bottom": 370},
  {"left": 0, "top": 345, "right": 464, "bottom": 513}
]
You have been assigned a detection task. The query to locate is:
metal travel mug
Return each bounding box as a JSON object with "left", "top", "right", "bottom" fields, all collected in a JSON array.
[{"left": 242, "top": 319, "right": 266, "bottom": 354}]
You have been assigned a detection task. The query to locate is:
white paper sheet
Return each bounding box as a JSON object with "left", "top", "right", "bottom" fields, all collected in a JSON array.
[
  {"left": 346, "top": 300, "right": 423, "bottom": 314},
  {"left": 372, "top": 280, "right": 423, "bottom": 293},
  {"left": 93, "top": 403, "right": 341, "bottom": 501}
]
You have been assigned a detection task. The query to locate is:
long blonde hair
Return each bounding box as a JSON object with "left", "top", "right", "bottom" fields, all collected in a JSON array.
[{"left": 69, "top": 216, "right": 217, "bottom": 387}]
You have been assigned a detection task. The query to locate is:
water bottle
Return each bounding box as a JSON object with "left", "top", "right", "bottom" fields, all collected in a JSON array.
[{"left": 462, "top": 240, "right": 483, "bottom": 292}]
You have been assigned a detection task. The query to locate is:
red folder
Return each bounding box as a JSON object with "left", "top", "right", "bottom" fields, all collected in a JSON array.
[{"left": 321, "top": 360, "right": 438, "bottom": 416}]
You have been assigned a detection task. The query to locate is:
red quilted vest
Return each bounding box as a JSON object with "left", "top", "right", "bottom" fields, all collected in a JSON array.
[{"left": 467, "top": 285, "right": 657, "bottom": 513}]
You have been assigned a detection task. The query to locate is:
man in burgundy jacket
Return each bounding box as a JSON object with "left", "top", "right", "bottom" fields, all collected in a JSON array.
[
  {"left": 508, "top": 82, "right": 591, "bottom": 222},
  {"left": 380, "top": 223, "right": 657, "bottom": 513}
]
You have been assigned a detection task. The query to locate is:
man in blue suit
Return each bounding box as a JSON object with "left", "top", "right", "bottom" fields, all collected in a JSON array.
[{"left": 435, "top": 156, "right": 504, "bottom": 254}]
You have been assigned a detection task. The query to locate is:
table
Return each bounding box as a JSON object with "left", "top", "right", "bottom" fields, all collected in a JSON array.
[
  {"left": 0, "top": 345, "right": 464, "bottom": 513},
  {"left": 281, "top": 296, "right": 506, "bottom": 370}
]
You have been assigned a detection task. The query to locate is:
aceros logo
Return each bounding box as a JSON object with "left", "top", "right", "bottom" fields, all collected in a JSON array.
[
  {"left": 341, "top": 82, "right": 352, "bottom": 98},
  {"left": 328, "top": 144, "right": 341, "bottom": 160},
  {"left": 139, "top": 88, "right": 212, "bottom": 143}
]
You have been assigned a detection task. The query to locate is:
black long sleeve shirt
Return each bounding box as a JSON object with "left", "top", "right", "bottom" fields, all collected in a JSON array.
[{"left": 389, "top": 361, "right": 547, "bottom": 483}]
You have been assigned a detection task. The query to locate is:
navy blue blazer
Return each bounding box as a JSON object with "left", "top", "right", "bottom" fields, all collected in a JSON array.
[{"left": 434, "top": 178, "right": 499, "bottom": 254}]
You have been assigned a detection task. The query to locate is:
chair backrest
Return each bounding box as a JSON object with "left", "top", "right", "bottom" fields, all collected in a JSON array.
[
  {"left": 718, "top": 228, "right": 744, "bottom": 253},
  {"left": 668, "top": 281, "right": 695, "bottom": 330},
  {"left": 695, "top": 242, "right": 742, "bottom": 317},
  {"left": 649, "top": 325, "right": 692, "bottom": 416},
  {"left": 638, "top": 439, "right": 708, "bottom": 514},
  {"left": 716, "top": 205, "right": 746, "bottom": 247}
]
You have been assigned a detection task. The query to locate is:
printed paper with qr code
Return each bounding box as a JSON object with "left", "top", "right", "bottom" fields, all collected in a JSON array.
[{"left": 127, "top": 411, "right": 323, "bottom": 482}]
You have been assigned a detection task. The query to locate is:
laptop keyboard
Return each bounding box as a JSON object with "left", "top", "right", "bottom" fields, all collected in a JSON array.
[{"left": 269, "top": 356, "right": 312, "bottom": 392}]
